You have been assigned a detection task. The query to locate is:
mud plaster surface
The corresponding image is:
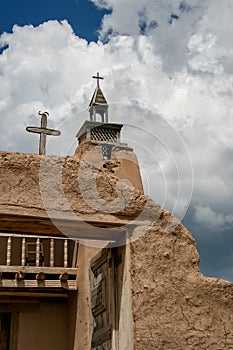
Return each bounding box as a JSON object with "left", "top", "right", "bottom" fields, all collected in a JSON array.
[
  {"left": 0, "top": 150, "right": 148, "bottom": 225},
  {"left": 130, "top": 211, "right": 233, "bottom": 349}
]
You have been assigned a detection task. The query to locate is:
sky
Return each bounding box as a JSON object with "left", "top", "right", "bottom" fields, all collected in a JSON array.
[{"left": 0, "top": 0, "right": 233, "bottom": 281}]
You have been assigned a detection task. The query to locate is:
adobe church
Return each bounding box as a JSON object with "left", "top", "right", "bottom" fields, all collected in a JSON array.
[{"left": 1, "top": 74, "right": 233, "bottom": 350}]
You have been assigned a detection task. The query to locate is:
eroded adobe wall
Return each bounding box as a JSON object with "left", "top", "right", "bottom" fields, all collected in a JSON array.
[
  {"left": 130, "top": 209, "right": 233, "bottom": 350},
  {"left": 0, "top": 145, "right": 143, "bottom": 225}
]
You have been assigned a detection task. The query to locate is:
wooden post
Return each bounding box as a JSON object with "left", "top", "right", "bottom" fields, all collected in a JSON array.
[
  {"left": 64, "top": 239, "right": 68, "bottom": 268},
  {"left": 50, "top": 238, "right": 54, "bottom": 267},
  {"left": 21, "top": 238, "right": 26, "bottom": 266},
  {"left": 72, "top": 241, "right": 78, "bottom": 268},
  {"left": 7, "top": 237, "right": 12, "bottom": 266},
  {"left": 36, "top": 238, "right": 40, "bottom": 267}
]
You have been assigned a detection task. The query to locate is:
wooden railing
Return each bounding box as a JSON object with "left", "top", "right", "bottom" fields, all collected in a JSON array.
[
  {"left": 0, "top": 233, "right": 78, "bottom": 268},
  {"left": 0, "top": 233, "right": 78, "bottom": 290}
]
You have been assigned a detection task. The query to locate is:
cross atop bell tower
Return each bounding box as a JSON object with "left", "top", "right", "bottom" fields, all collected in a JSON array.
[
  {"left": 92, "top": 72, "right": 104, "bottom": 88},
  {"left": 89, "top": 72, "right": 109, "bottom": 123}
]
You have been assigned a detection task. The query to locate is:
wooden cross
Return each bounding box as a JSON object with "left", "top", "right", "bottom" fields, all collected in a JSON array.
[
  {"left": 92, "top": 72, "right": 104, "bottom": 88},
  {"left": 26, "top": 111, "right": 61, "bottom": 155}
]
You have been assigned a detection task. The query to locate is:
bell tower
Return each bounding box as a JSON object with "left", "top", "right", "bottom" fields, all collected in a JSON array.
[
  {"left": 75, "top": 72, "right": 143, "bottom": 192},
  {"left": 76, "top": 72, "right": 123, "bottom": 145},
  {"left": 89, "top": 72, "right": 109, "bottom": 123}
]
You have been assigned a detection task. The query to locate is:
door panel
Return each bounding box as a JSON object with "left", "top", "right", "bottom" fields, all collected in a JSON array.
[{"left": 90, "top": 249, "right": 116, "bottom": 350}]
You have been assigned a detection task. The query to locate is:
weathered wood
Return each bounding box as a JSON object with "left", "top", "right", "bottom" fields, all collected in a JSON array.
[
  {"left": 15, "top": 271, "right": 25, "bottom": 280},
  {"left": 0, "top": 212, "right": 125, "bottom": 240},
  {"left": 0, "top": 265, "right": 77, "bottom": 275},
  {"left": 90, "top": 248, "right": 114, "bottom": 349},
  {"left": 59, "top": 272, "right": 69, "bottom": 281},
  {"left": 9, "top": 313, "right": 19, "bottom": 350},
  {"left": 21, "top": 237, "right": 26, "bottom": 266},
  {"left": 0, "top": 291, "right": 69, "bottom": 298},
  {"left": 6, "top": 236, "right": 11, "bottom": 266},
  {"left": 36, "top": 272, "right": 46, "bottom": 280},
  {"left": 50, "top": 238, "right": 54, "bottom": 267},
  {"left": 92, "top": 72, "right": 104, "bottom": 88},
  {"left": 72, "top": 241, "right": 78, "bottom": 267},
  {"left": 64, "top": 239, "right": 68, "bottom": 268},
  {"left": 26, "top": 111, "right": 61, "bottom": 155},
  {"left": 0, "top": 279, "right": 77, "bottom": 290},
  {"left": 36, "top": 238, "right": 40, "bottom": 267}
]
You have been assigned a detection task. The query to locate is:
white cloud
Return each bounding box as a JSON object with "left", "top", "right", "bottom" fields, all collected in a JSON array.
[{"left": 195, "top": 205, "right": 233, "bottom": 231}]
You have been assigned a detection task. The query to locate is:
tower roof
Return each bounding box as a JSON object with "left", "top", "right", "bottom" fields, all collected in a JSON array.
[{"left": 89, "top": 86, "right": 108, "bottom": 107}]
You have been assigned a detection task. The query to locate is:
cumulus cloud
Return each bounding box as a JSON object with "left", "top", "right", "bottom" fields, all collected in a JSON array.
[
  {"left": 194, "top": 205, "right": 233, "bottom": 231},
  {"left": 0, "top": 0, "right": 233, "bottom": 279}
]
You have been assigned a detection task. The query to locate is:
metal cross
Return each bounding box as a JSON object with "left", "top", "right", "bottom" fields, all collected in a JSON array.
[
  {"left": 92, "top": 72, "right": 104, "bottom": 88},
  {"left": 26, "top": 111, "right": 61, "bottom": 155}
]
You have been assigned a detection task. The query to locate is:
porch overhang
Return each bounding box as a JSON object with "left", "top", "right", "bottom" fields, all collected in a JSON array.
[{"left": 0, "top": 212, "right": 128, "bottom": 241}]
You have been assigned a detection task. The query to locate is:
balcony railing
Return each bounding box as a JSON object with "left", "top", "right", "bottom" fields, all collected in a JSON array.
[{"left": 0, "top": 233, "right": 78, "bottom": 290}]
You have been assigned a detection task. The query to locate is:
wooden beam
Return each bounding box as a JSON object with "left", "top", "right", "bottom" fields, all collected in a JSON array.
[
  {"left": 0, "top": 291, "right": 69, "bottom": 298},
  {"left": 0, "top": 279, "right": 77, "bottom": 290},
  {"left": 0, "top": 212, "right": 127, "bottom": 241},
  {"left": 0, "top": 265, "right": 77, "bottom": 275}
]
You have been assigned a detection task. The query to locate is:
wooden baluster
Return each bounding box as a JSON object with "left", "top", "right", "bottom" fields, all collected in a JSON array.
[
  {"left": 50, "top": 239, "right": 54, "bottom": 267},
  {"left": 7, "top": 237, "right": 12, "bottom": 266},
  {"left": 21, "top": 238, "right": 26, "bottom": 266},
  {"left": 64, "top": 239, "right": 68, "bottom": 268},
  {"left": 72, "top": 241, "right": 78, "bottom": 268},
  {"left": 36, "top": 238, "right": 40, "bottom": 267}
]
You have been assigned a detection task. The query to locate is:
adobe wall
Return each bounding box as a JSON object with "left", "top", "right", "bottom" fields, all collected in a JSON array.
[
  {"left": 74, "top": 140, "right": 143, "bottom": 192},
  {"left": 0, "top": 146, "right": 144, "bottom": 229},
  {"left": 129, "top": 209, "right": 233, "bottom": 349}
]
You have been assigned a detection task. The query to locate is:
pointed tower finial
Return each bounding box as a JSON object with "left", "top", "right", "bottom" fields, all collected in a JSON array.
[{"left": 89, "top": 72, "right": 108, "bottom": 123}]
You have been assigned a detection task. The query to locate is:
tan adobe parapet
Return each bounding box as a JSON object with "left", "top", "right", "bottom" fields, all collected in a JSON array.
[{"left": 0, "top": 142, "right": 148, "bottom": 239}]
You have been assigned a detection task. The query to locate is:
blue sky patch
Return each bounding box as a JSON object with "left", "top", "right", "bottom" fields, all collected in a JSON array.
[{"left": 0, "top": 0, "right": 110, "bottom": 42}]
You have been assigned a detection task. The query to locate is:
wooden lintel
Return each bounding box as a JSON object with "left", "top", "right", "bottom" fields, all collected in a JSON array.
[
  {"left": 0, "top": 212, "right": 127, "bottom": 241},
  {"left": 0, "top": 291, "right": 69, "bottom": 298},
  {"left": 0, "top": 265, "right": 78, "bottom": 275},
  {"left": 0, "top": 279, "right": 77, "bottom": 290}
]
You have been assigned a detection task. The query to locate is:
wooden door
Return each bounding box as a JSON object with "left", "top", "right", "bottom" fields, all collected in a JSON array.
[{"left": 90, "top": 249, "right": 117, "bottom": 350}]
